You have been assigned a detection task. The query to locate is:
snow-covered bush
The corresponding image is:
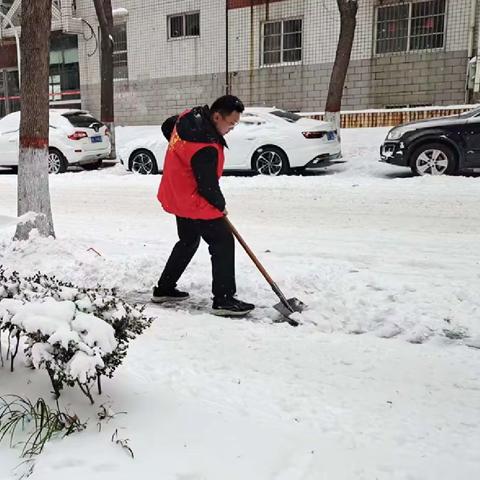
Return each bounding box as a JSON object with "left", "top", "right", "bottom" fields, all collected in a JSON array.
[{"left": 0, "top": 267, "right": 153, "bottom": 403}]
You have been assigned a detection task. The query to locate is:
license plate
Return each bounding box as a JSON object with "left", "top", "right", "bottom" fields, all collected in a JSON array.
[
  {"left": 91, "top": 136, "right": 102, "bottom": 143},
  {"left": 327, "top": 131, "right": 336, "bottom": 141}
]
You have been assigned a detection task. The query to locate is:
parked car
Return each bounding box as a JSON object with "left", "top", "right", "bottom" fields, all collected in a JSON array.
[
  {"left": 118, "top": 107, "right": 342, "bottom": 176},
  {"left": 380, "top": 107, "right": 480, "bottom": 176},
  {"left": 0, "top": 109, "right": 111, "bottom": 174}
]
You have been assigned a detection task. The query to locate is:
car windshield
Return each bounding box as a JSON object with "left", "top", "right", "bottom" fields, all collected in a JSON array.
[
  {"left": 270, "top": 110, "right": 301, "bottom": 123},
  {"left": 63, "top": 112, "right": 103, "bottom": 128},
  {"left": 240, "top": 113, "right": 264, "bottom": 125},
  {"left": 0, "top": 112, "right": 20, "bottom": 133}
]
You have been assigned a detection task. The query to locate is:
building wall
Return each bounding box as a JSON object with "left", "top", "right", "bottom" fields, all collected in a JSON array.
[
  {"left": 227, "top": 0, "right": 472, "bottom": 110},
  {"left": 76, "top": 0, "right": 476, "bottom": 124},
  {"left": 76, "top": 0, "right": 228, "bottom": 123}
]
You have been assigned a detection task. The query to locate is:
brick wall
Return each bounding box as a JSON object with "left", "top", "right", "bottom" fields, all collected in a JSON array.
[
  {"left": 229, "top": 50, "right": 468, "bottom": 112},
  {"left": 81, "top": 75, "right": 226, "bottom": 126}
]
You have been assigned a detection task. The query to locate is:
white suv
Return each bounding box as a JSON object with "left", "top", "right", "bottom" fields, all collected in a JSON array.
[{"left": 0, "top": 109, "right": 111, "bottom": 174}]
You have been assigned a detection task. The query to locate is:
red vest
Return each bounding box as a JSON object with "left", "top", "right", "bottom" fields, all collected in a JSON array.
[{"left": 158, "top": 123, "right": 225, "bottom": 220}]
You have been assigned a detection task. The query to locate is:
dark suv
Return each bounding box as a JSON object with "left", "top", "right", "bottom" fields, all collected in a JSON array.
[{"left": 380, "top": 107, "right": 480, "bottom": 175}]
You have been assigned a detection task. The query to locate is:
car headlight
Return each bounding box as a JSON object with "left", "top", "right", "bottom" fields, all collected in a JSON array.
[{"left": 387, "top": 126, "right": 411, "bottom": 140}]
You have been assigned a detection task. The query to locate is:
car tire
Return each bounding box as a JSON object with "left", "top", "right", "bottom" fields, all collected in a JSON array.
[
  {"left": 48, "top": 148, "right": 68, "bottom": 174},
  {"left": 291, "top": 167, "right": 306, "bottom": 175},
  {"left": 252, "top": 146, "right": 290, "bottom": 176},
  {"left": 410, "top": 143, "right": 457, "bottom": 176},
  {"left": 82, "top": 159, "right": 103, "bottom": 171},
  {"left": 129, "top": 149, "right": 159, "bottom": 175}
]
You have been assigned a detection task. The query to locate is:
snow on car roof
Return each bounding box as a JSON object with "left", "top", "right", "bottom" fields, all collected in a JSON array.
[
  {"left": 245, "top": 107, "right": 276, "bottom": 114},
  {"left": 50, "top": 109, "right": 89, "bottom": 116}
]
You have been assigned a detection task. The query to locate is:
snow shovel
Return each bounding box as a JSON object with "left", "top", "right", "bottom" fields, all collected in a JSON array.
[{"left": 224, "top": 217, "right": 305, "bottom": 325}]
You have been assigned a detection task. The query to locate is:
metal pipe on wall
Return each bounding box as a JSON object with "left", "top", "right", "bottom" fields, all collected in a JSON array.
[
  {"left": 473, "top": 0, "right": 480, "bottom": 95},
  {"left": 467, "top": 0, "right": 477, "bottom": 59},
  {"left": 465, "top": 0, "right": 477, "bottom": 102},
  {"left": 226, "top": 0, "right": 230, "bottom": 95}
]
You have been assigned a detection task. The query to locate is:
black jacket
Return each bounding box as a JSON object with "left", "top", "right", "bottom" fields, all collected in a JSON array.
[{"left": 162, "top": 106, "right": 226, "bottom": 213}]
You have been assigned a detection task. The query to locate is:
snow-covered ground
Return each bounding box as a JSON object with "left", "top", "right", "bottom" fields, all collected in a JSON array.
[{"left": 1, "top": 128, "right": 479, "bottom": 479}]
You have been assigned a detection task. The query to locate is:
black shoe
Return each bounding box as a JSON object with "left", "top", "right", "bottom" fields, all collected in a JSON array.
[
  {"left": 212, "top": 296, "right": 255, "bottom": 317},
  {"left": 152, "top": 286, "right": 189, "bottom": 303}
]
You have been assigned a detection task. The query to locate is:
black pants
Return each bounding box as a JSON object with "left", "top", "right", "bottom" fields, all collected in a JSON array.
[{"left": 157, "top": 216, "right": 236, "bottom": 299}]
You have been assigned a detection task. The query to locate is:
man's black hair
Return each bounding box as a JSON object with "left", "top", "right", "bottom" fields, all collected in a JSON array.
[{"left": 210, "top": 95, "right": 245, "bottom": 116}]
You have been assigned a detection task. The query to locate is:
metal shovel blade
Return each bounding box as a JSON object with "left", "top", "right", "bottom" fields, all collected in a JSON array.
[{"left": 273, "top": 297, "right": 306, "bottom": 325}]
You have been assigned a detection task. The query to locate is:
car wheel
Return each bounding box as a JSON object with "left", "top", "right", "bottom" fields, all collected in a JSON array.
[
  {"left": 252, "top": 146, "right": 289, "bottom": 176},
  {"left": 130, "top": 149, "right": 158, "bottom": 175},
  {"left": 82, "top": 159, "right": 103, "bottom": 171},
  {"left": 410, "top": 143, "right": 457, "bottom": 176},
  {"left": 48, "top": 148, "right": 68, "bottom": 174},
  {"left": 291, "top": 167, "right": 306, "bottom": 175}
]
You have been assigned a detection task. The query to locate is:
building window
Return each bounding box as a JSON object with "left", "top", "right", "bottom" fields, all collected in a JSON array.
[
  {"left": 262, "top": 18, "right": 302, "bottom": 66},
  {"left": 113, "top": 23, "right": 128, "bottom": 80},
  {"left": 376, "top": 0, "right": 446, "bottom": 54},
  {"left": 168, "top": 12, "right": 200, "bottom": 39},
  {"left": 48, "top": 34, "right": 81, "bottom": 108},
  {"left": 410, "top": 1, "right": 446, "bottom": 50},
  {"left": 49, "top": 74, "right": 62, "bottom": 102}
]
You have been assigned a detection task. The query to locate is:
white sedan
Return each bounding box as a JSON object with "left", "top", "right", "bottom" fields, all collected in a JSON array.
[
  {"left": 117, "top": 107, "right": 342, "bottom": 176},
  {"left": 0, "top": 109, "right": 111, "bottom": 174}
]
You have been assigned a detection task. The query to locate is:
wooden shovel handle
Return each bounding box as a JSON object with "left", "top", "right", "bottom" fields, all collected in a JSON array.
[
  {"left": 225, "top": 216, "right": 295, "bottom": 313},
  {"left": 223, "top": 216, "right": 276, "bottom": 286}
]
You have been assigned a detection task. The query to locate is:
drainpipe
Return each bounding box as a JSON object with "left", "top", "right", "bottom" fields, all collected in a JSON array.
[
  {"left": 468, "top": 0, "right": 477, "bottom": 59},
  {"left": 466, "top": 0, "right": 477, "bottom": 102},
  {"left": 248, "top": 0, "right": 254, "bottom": 104},
  {"left": 474, "top": 0, "right": 480, "bottom": 96},
  {"left": 226, "top": 0, "right": 230, "bottom": 95}
]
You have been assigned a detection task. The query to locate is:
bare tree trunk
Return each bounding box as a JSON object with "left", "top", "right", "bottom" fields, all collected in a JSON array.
[
  {"left": 15, "top": 0, "right": 55, "bottom": 241},
  {"left": 94, "top": 0, "right": 116, "bottom": 160},
  {"left": 325, "top": 0, "right": 358, "bottom": 139}
]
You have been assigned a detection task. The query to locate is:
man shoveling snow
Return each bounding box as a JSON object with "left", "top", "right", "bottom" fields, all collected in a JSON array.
[{"left": 154, "top": 95, "right": 255, "bottom": 317}]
